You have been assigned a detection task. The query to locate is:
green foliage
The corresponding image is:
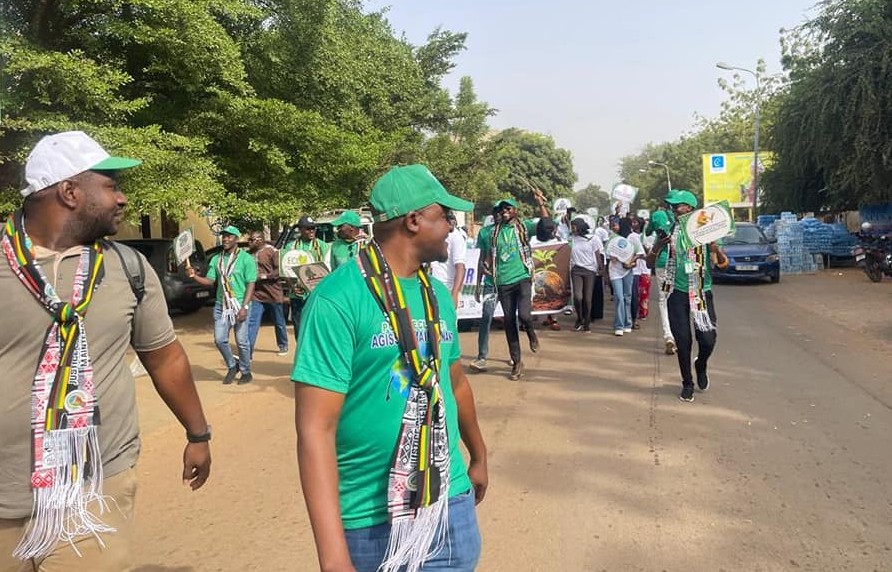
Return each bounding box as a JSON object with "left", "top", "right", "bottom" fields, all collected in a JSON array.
[
  {"left": 573, "top": 183, "right": 611, "bottom": 214},
  {"left": 0, "top": 0, "right": 575, "bottom": 232},
  {"left": 765, "top": 0, "right": 892, "bottom": 211},
  {"left": 488, "top": 128, "right": 577, "bottom": 217}
]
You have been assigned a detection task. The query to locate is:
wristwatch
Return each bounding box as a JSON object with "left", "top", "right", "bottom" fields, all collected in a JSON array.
[{"left": 186, "top": 426, "right": 212, "bottom": 443}]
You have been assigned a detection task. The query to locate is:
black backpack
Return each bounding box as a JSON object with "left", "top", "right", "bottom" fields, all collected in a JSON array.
[{"left": 103, "top": 240, "right": 146, "bottom": 304}]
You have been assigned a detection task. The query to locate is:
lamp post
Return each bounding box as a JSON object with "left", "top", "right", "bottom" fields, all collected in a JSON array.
[
  {"left": 716, "top": 61, "right": 761, "bottom": 220},
  {"left": 647, "top": 160, "right": 672, "bottom": 192}
]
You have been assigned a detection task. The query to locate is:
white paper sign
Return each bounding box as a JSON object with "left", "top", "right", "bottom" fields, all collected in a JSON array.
[
  {"left": 637, "top": 209, "right": 650, "bottom": 220},
  {"left": 553, "top": 197, "right": 573, "bottom": 213},
  {"left": 611, "top": 183, "right": 638, "bottom": 204},
  {"left": 605, "top": 236, "right": 635, "bottom": 263},
  {"left": 681, "top": 203, "right": 735, "bottom": 247},
  {"left": 174, "top": 229, "right": 194, "bottom": 264},
  {"left": 280, "top": 248, "right": 320, "bottom": 278}
]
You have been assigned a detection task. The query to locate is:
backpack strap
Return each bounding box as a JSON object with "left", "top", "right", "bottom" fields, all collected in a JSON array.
[{"left": 103, "top": 240, "right": 146, "bottom": 304}]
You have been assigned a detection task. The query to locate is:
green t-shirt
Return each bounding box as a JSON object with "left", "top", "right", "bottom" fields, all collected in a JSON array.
[
  {"left": 290, "top": 263, "right": 471, "bottom": 530},
  {"left": 284, "top": 238, "right": 332, "bottom": 299},
  {"left": 330, "top": 238, "right": 359, "bottom": 271},
  {"left": 205, "top": 248, "right": 257, "bottom": 305},
  {"left": 475, "top": 225, "right": 494, "bottom": 287},
  {"left": 671, "top": 245, "right": 713, "bottom": 293},
  {"left": 478, "top": 219, "right": 536, "bottom": 287}
]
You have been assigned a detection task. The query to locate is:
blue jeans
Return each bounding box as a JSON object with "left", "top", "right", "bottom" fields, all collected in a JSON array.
[
  {"left": 345, "top": 489, "right": 481, "bottom": 572},
  {"left": 610, "top": 272, "right": 634, "bottom": 331},
  {"left": 213, "top": 303, "right": 251, "bottom": 374},
  {"left": 247, "top": 301, "right": 288, "bottom": 355},
  {"left": 290, "top": 297, "right": 307, "bottom": 343},
  {"left": 476, "top": 285, "right": 497, "bottom": 361}
]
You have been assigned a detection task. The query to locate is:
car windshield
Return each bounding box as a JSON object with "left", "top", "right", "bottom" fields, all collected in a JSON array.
[{"left": 725, "top": 226, "right": 766, "bottom": 245}]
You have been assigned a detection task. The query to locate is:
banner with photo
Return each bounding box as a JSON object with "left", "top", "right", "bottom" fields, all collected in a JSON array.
[{"left": 455, "top": 243, "right": 572, "bottom": 320}]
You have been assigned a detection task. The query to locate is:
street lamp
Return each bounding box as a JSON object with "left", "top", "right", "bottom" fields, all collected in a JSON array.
[
  {"left": 647, "top": 160, "right": 672, "bottom": 192},
  {"left": 716, "top": 61, "right": 761, "bottom": 220}
]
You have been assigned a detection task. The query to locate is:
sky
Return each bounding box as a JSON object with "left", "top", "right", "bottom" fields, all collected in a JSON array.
[{"left": 366, "top": 0, "right": 820, "bottom": 193}]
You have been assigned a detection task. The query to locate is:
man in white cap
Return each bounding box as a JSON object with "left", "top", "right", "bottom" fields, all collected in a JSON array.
[{"left": 0, "top": 131, "right": 211, "bottom": 570}]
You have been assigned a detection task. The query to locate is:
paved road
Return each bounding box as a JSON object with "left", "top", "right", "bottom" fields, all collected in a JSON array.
[{"left": 130, "top": 268, "right": 892, "bottom": 571}]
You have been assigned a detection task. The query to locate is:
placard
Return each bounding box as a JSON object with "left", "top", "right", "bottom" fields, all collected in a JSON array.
[
  {"left": 678, "top": 200, "right": 736, "bottom": 249},
  {"left": 280, "top": 247, "right": 321, "bottom": 278},
  {"left": 605, "top": 236, "right": 636, "bottom": 263},
  {"left": 174, "top": 229, "right": 194, "bottom": 265},
  {"left": 611, "top": 183, "right": 638, "bottom": 204},
  {"left": 294, "top": 262, "right": 330, "bottom": 293}
]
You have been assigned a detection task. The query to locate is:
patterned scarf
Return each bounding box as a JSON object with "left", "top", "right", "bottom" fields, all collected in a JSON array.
[
  {"left": 490, "top": 218, "right": 533, "bottom": 285},
  {"left": 218, "top": 248, "right": 242, "bottom": 324},
  {"left": 663, "top": 228, "right": 715, "bottom": 332},
  {"left": 357, "top": 242, "right": 450, "bottom": 572},
  {"left": 2, "top": 210, "right": 112, "bottom": 560}
]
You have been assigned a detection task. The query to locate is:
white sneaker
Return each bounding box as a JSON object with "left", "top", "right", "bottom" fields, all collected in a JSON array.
[
  {"left": 614, "top": 329, "right": 624, "bottom": 336},
  {"left": 664, "top": 340, "right": 677, "bottom": 355},
  {"left": 469, "top": 359, "right": 487, "bottom": 372},
  {"left": 623, "top": 327, "right": 632, "bottom": 333}
]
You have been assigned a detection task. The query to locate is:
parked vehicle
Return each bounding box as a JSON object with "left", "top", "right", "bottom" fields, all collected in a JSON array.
[
  {"left": 276, "top": 208, "right": 374, "bottom": 248},
  {"left": 711, "top": 223, "right": 781, "bottom": 283},
  {"left": 853, "top": 224, "right": 892, "bottom": 282},
  {"left": 117, "top": 238, "right": 214, "bottom": 313}
]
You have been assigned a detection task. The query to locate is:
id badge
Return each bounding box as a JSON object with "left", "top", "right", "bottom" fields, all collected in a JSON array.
[{"left": 684, "top": 261, "right": 695, "bottom": 274}]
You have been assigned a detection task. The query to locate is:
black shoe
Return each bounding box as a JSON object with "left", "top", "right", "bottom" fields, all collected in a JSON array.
[
  {"left": 574, "top": 321, "right": 583, "bottom": 331},
  {"left": 679, "top": 386, "right": 695, "bottom": 402},
  {"left": 509, "top": 361, "right": 525, "bottom": 380},
  {"left": 223, "top": 366, "right": 238, "bottom": 385},
  {"left": 237, "top": 372, "right": 253, "bottom": 385},
  {"left": 695, "top": 359, "right": 709, "bottom": 392},
  {"left": 529, "top": 334, "right": 540, "bottom": 353}
]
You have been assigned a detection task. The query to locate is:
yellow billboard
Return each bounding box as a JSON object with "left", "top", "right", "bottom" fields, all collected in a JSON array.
[{"left": 702, "top": 152, "right": 772, "bottom": 207}]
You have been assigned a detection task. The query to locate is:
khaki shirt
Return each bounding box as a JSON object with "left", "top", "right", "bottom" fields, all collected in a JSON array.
[{"left": 0, "top": 244, "right": 175, "bottom": 518}]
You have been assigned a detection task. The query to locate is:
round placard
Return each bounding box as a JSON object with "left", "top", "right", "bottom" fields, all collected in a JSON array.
[{"left": 684, "top": 204, "right": 734, "bottom": 246}]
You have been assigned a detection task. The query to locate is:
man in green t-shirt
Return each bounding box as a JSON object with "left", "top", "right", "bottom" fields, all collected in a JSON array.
[
  {"left": 479, "top": 191, "right": 550, "bottom": 380},
  {"left": 329, "top": 210, "right": 364, "bottom": 271},
  {"left": 292, "top": 164, "right": 488, "bottom": 572},
  {"left": 282, "top": 216, "right": 331, "bottom": 342},
  {"left": 188, "top": 226, "right": 257, "bottom": 384},
  {"left": 647, "top": 191, "right": 729, "bottom": 403}
]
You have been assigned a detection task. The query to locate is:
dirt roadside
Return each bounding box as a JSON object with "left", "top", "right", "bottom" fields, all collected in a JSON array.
[{"left": 129, "top": 267, "right": 892, "bottom": 571}]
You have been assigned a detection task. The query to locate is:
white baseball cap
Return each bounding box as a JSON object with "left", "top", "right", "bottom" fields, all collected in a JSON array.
[{"left": 21, "top": 131, "right": 141, "bottom": 197}]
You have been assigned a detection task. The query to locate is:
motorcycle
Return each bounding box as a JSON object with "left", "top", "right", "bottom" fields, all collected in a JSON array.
[{"left": 853, "top": 222, "right": 892, "bottom": 282}]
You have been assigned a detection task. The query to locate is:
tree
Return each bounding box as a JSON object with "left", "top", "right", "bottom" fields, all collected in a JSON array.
[
  {"left": 573, "top": 183, "right": 611, "bottom": 214},
  {"left": 765, "top": 0, "right": 892, "bottom": 212},
  {"left": 488, "top": 128, "right": 577, "bottom": 217}
]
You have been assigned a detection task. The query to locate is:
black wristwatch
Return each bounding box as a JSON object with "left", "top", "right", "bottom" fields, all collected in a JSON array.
[{"left": 186, "top": 425, "right": 212, "bottom": 443}]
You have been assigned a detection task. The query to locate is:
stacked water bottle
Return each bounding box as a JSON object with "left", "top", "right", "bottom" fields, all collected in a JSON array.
[{"left": 774, "top": 212, "right": 816, "bottom": 274}]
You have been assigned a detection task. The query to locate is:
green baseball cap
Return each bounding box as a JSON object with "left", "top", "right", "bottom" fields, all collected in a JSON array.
[
  {"left": 331, "top": 210, "right": 362, "bottom": 228},
  {"left": 665, "top": 190, "right": 698, "bottom": 208},
  {"left": 370, "top": 164, "right": 473, "bottom": 222},
  {"left": 221, "top": 225, "right": 241, "bottom": 237},
  {"left": 495, "top": 198, "right": 518, "bottom": 209},
  {"left": 647, "top": 210, "right": 672, "bottom": 234}
]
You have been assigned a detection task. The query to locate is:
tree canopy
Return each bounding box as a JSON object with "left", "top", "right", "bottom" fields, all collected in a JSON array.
[{"left": 0, "top": 0, "right": 577, "bottom": 230}]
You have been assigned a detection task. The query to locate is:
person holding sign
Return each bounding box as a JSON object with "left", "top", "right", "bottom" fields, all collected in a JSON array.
[
  {"left": 647, "top": 191, "right": 729, "bottom": 403},
  {"left": 291, "top": 164, "right": 487, "bottom": 572},
  {"left": 283, "top": 216, "right": 331, "bottom": 343},
  {"left": 188, "top": 226, "right": 257, "bottom": 384},
  {"left": 605, "top": 216, "right": 643, "bottom": 336},
  {"left": 483, "top": 192, "right": 551, "bottom": 380},
  {"left": 329, "top": 211, "right": 365, "bottom": 271}
]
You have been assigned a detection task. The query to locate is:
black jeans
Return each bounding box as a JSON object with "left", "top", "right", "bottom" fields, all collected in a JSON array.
[
  {"left": 571, "top": 266, "right": 596, "bottom": 329},
  {"left": 497, "top": 279, "right": 536, "bottom": 364},
  {"left": 590, "top": 275, "right": 604, "bottom": 320},
  {"left": 668, "top": 290, "right": 717, "bottom": 388}
]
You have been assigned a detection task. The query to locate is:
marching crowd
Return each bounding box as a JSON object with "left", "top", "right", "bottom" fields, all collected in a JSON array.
[{"left": 1, "top": 132, "right": 728, "bottom": 572}]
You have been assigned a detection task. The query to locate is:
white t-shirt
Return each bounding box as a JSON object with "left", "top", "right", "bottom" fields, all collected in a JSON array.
[
  {"left": 606, "top": 234, "right": 642, "bottom": 280},
  {"left": 628, "top": 232, "right": 648, "bottom": 275},
  {"left": 430, "top": 228, "right": 468, "bottom": 289},
  {"left": 594, "top": 227, "right": 609, "bottom": 243},
  {"left": 569, "top": 234, "right": 603, "bottom": 273},
  {"left": 528, "top": 237, "right": 563, "bottom": 247}
]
